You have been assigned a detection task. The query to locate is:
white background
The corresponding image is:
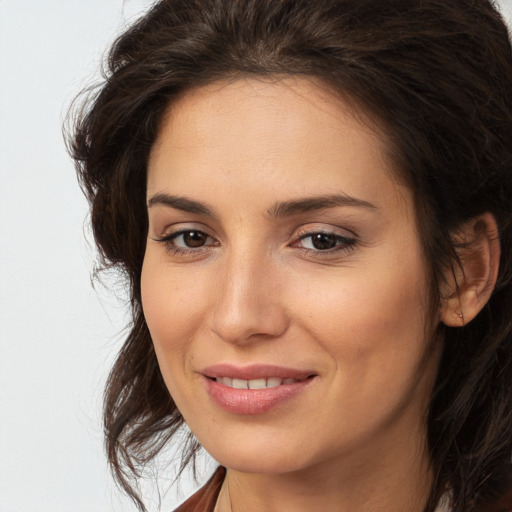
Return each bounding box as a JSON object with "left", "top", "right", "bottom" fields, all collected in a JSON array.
[{"left": 1, "top": 1, "right": 511, "bottom": 511}]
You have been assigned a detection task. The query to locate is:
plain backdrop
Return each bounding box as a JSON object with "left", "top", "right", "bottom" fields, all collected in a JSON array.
[{"left": 1, "top": 1, "right": 511, "bottom": 511}]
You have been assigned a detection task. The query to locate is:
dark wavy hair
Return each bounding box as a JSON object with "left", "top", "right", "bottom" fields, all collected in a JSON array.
[{"left": 67, "top": 0, "right": 512, "bottom": 510}]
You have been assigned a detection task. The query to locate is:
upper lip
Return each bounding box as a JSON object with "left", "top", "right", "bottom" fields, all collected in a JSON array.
[{"left": 201, "top": 364, "right": 316, "bottom": 381}]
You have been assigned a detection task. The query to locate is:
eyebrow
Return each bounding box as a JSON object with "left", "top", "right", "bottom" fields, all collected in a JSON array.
[
  {"left": 147, "top": 192, "right": 376, "bottom": 218},
  {"left": 267, "top": 194, "right": 377, "bottom": 217},
  {"left": 148, "top": 193, "right": 216, "bottom": 217}
]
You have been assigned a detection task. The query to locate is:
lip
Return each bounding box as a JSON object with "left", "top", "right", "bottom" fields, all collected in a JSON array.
[
  {"left": 201, "top": 364, "right": 315, "bottom": 381},
  {"left": 200, "top": 364, "right": 317, "bottom": 415}
]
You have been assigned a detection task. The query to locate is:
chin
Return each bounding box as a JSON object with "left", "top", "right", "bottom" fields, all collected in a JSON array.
[
  {"left": 212, "top": 449, "right": 307, "bottom": 475},
  {"left": 196, "top": 426, "right": 323, "bottom": 476}
]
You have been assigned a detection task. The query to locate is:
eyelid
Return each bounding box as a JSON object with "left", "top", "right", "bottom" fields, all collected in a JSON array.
[
  {"left": 151, "top": 223, "right": 219, "bottom": 255},
  {"left": 150, "top": 222, "right": 358, "bottom": 256},
  {"left": 289, "top": 224, "right": 358, "bottom": 254},
  {"left": 152, "top": 221, "right": 214, "bottom": 239},
  {"left": 292, "top": 223, "right": 358, "bottom": 240}
]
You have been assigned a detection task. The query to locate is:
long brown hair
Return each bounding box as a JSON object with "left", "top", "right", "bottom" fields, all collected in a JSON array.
[{"left": 67, "top": 1, "right": 512, "bottom": 510}]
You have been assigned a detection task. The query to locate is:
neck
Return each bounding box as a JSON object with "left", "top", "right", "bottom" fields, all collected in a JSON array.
[{"left": 215, "top": 419, "right": 433, "bottom": 512}]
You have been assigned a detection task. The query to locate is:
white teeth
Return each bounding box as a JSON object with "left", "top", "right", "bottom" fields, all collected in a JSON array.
[
  {"left": 221, "top": 377, "right": 233, "bottom": 387},
  {"left": 248, "top": 378, "right": 267, "bottom": 389},
  {"left": 215, "top": 377, "right": 300, "bottom": 389},
  {"left": 266, "top": 377, "right": 282, "bottom": 388},
  {"left": 232, "top": 378, "right": 248, "bottom": 389}
]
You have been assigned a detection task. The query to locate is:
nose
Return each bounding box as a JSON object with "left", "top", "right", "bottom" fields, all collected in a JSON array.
[{"left": 210, "top": 250, "right": 290, "bottom": 345}]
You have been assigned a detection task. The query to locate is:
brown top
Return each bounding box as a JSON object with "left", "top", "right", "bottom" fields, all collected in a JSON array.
[
  {"left": 173, "top": 466, "right": 512, "bottom": 512},
  {"left": 174, "top": 467, "right": 225, "bottom": 512}
]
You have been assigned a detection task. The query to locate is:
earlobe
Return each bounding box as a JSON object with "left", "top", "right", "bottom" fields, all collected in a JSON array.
[{"left": 439, "top": 213, "right": 500, "bottom": 327}]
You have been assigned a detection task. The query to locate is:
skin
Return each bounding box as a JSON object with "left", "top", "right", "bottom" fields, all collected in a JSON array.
[{"left": 141, "top": 77, "right": 443, "bottom": 511}]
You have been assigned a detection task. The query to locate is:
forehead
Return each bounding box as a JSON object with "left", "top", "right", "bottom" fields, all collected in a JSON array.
[{"left": 148, "top": 76, "right": 410, "bottom": 212}]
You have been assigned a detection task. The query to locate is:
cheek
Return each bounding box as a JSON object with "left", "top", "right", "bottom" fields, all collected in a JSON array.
[
  {"left": 290, "top": 250, "right": 431, "bottom": 396},
  {"left": 140, "top": 255, "right": 207, "bottom": 379},
  {"left": 289, "top": 263, "right": 435, "bottom": 446},
  {"left": 140, "top": 259, "right": 205, "bottom": 421},
  {"left": 142, "top": 250, "right": 205, "bottom": 332}
]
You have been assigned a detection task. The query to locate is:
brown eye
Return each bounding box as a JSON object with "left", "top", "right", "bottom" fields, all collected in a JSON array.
[
  {"left": 155, "top": 229, "right": 216, "bottom": 253},
  {"left": 181, "top": 231, "right": 208, "bottom": 248},
  {"left": 310, "top": 233, "right": 338, "bottom": 250},
  {"left": 295, "top": 231, "right": 357, "bottom": 253}
]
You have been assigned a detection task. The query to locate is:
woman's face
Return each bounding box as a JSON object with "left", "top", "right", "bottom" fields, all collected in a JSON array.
[{"left": 142, "top": 77, "right": 441, "bottom": 475}]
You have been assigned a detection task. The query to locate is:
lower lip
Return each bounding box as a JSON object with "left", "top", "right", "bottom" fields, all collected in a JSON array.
[{"left": 203, "top": 376, "right": 315, "bottom": 415}]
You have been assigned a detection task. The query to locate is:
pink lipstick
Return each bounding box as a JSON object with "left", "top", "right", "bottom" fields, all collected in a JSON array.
[{"left": 201, "top": 364, "right": 316, "bottom": 415}]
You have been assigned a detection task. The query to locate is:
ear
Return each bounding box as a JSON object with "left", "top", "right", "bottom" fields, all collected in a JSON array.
[{"left": 439, "top": 213, "right": 500, "bottom": 327}]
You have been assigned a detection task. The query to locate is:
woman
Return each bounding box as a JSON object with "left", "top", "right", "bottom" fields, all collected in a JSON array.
[{"left": 68, "top": 0, "right": 512, "bottom": 511}]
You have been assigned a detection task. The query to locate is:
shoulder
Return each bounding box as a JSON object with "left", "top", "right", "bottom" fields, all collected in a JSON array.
[{"left": 173, "top": 466, "right": 225, "bottom": 512}]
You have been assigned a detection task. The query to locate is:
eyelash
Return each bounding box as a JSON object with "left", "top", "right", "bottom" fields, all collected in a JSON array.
[
  {"left": 153, "top": 230, "right": 218, "bottom": 255},
  {"left": 293, "top": 230, "right": 357, "bottom": 255},
  {"left": 153, "top": 228, "right": 357, "bottom": 256}
]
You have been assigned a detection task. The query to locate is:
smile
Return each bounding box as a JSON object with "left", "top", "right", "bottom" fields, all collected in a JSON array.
[
  {"left": 201, "top": 365, "right": 317, "bottom": 415},
  {"left": 214, "top": 377, "right": 302, "bottom": 389}
]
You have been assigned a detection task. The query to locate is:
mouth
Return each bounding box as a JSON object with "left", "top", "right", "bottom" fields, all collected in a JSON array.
[
  {"left": 202, "top": 364, "right": 316, "bottom": 388},
  {"left": 211, "top": 376, "right": 306, "bottom": 389},
  {"left": 201, "top": 364, "right": 317, "bottom": 415}
]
